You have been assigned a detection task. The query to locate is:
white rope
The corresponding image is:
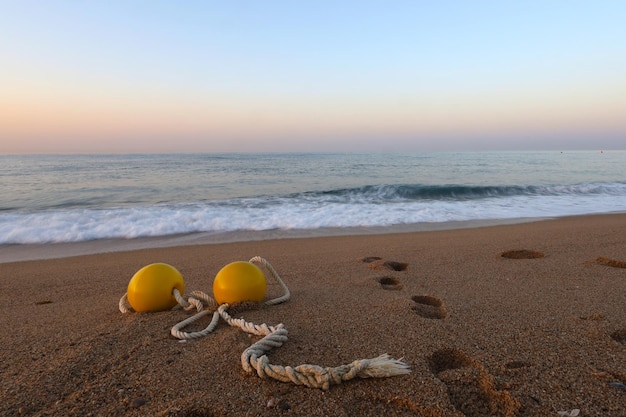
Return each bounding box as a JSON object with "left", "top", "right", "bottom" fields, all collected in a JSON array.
[
  {"left": 119, "top": 256, "right": 410, "bottom": 389},
  {"left": 217, "top": 304, "right": 410, "bottom": 389},
  {"left": 171, "top": 309, "right": 220, "bottom": 339},
  {"left": 119, "top": 293, "right": 132, "bottom": 314},
  {"left": 166, "top": 256, "right": 290, "bottom": 339},
  {"left": 249, "top": 255, "right": 291, "bottom": 306}
]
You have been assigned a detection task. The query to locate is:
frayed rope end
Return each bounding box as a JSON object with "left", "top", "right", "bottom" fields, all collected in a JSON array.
[{"left": 359, "top": 354, "right": 411, "bottom": 378}]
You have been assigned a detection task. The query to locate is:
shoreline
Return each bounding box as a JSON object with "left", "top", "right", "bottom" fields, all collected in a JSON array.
[{"left": 0, "top": 216, "right": 550, "bottom": 264}]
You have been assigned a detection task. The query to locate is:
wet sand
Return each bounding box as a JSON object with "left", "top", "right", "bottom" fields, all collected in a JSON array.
[{"left": 1, "top": 214, "right": 625, "bottom": 416}]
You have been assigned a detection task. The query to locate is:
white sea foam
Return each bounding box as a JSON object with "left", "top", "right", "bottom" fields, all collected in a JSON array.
[{"left": 1, "top": 191, "right": 624, "bottom": 244}]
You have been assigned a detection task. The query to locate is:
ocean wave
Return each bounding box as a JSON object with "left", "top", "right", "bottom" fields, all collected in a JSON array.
[
  {"left": 295, "top": 182, "right": 626, "bottom": 202},
  {"left": 1, "top": 181, "right": 625, "bottom": 244}
]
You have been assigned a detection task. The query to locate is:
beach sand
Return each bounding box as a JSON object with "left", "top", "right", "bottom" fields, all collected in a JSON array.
[{"left": 1, "top": 214, "right": 625, "bottom": 416}]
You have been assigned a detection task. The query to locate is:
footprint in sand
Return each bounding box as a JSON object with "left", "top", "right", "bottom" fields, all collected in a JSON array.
[
  {"left": 596, "top": 256, "right": 626, "bottom": 268},
  {"left": 362, "top": 257, "right": 409, "bottom": 291},
  {"left": 411, "top": 295, "right": 447, "bottom": 319},
  {"left": 429, "top": 348, "right": 476, "bottom": 373},
  {"left": 361, "top": 257, "right": 409, "bottom": 272},
  {"left": 429, "top": 348, "right": 521, "bottom": 417},
  {"left": 500, "top": 249, "right": 545, "bottom": 259},
  {"left": 377, "top": 276, "right": 403, "bottom": 291}
]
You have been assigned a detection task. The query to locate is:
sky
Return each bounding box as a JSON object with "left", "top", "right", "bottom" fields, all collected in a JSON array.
[{"left": 1, "top": 1, "right": 625, "bottom": 153}]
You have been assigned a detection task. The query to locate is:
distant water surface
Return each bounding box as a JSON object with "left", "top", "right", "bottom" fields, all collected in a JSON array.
[{"left": 1, "top": 151, "right": 625, "bottom": 244}]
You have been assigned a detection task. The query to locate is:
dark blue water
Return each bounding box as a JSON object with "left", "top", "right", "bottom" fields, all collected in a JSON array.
[{"left": 1, "top": 151, "right": 624, "bottom": 244}]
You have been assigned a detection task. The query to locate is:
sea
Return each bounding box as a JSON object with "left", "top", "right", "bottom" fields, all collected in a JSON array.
[{"left": 1, "top": 151, "right": 625, "bottom": 247}]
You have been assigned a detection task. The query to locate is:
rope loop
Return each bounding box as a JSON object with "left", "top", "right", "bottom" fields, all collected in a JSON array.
[{"left": 249, "top": 256, "right": 291, "bottom": 306}]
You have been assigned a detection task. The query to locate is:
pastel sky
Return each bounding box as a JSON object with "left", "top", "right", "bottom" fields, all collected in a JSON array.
[{"left": 1, "top": 1, "right": 625, "bottom": 153}]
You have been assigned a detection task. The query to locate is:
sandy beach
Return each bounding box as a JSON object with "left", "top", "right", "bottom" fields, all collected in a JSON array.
[{"left": 1, "top": 214, "right": 625, "bottom": 416}]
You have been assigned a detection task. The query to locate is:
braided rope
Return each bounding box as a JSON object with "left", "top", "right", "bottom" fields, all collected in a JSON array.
[
  {"left": 119, "top": 256, "right": 410, "bottom": 389},
  {"left": 249, "top": 255, "right": 291, "bottom": 306},
  {"left": 218, "top": 304, "right": 410, "bottom": 389},
  {"left": 167, "top": 256, "right": 290, "bottom": 339},
  {"left": 119, "top": 293, "right": 132, "bottom": 314}
]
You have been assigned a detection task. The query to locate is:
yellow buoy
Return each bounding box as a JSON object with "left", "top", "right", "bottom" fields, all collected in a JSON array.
[
  {"left": 213, "top": 261, "right": 266, "bottom": 304},
  {"left": 127, "top": 263, "right": 184, "bottom": 312}
]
